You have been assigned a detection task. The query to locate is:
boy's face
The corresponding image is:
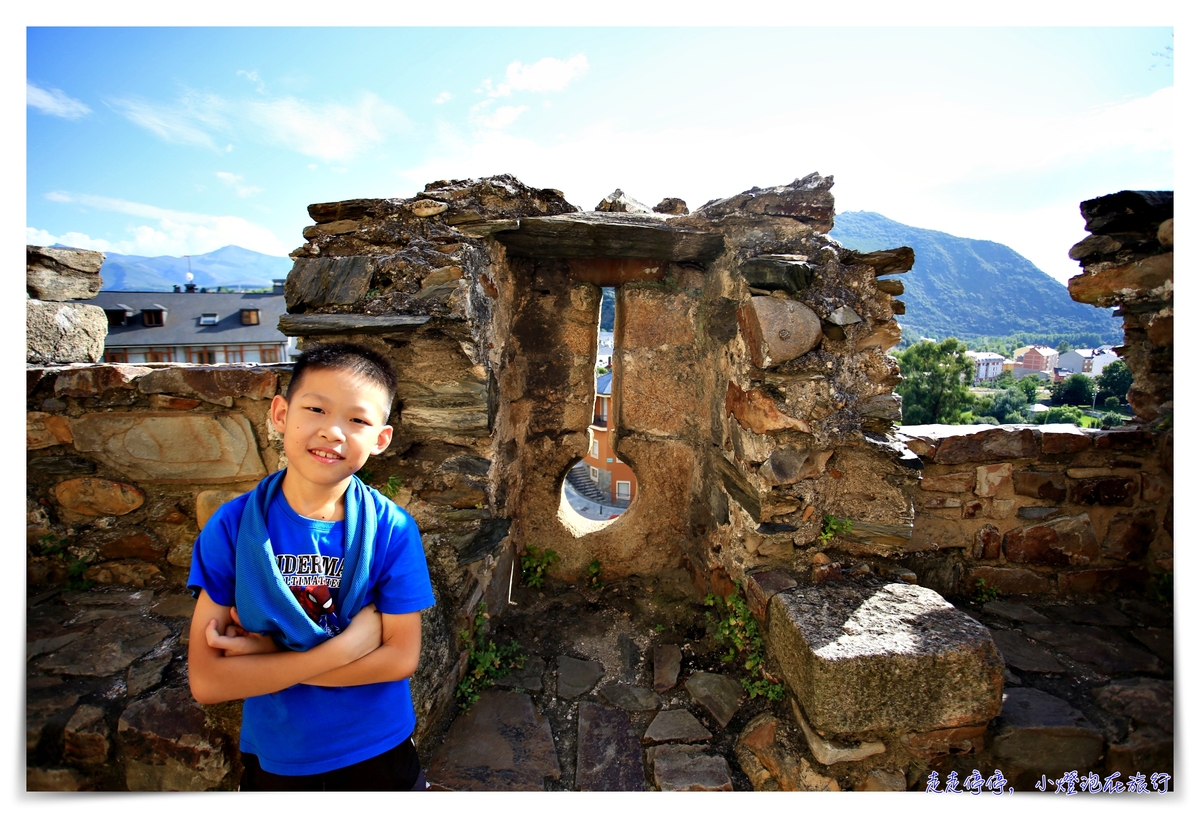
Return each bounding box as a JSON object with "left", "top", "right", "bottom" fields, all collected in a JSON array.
[{"left": 269, "top": 366, "right": 393, "bottom": 493}]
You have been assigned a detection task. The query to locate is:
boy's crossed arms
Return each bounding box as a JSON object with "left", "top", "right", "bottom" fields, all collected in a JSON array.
[{"left": 188, "top": 589, "right": 422, "bottom": 704}]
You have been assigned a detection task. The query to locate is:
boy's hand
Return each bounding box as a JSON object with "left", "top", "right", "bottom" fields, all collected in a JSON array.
[{"left": 205, "top": 618, "right": 281, "bottom": 656}]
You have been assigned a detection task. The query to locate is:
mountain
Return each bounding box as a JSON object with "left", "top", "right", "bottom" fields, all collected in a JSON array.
[
  {"left": 829, "top": 211, "right": 1121, "bottom": 345},
  {"left": 97, "top": 245, "right": 293, "bottom": 291}
]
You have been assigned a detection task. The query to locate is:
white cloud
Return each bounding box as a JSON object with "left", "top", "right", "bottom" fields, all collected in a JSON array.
[
  {"left": 27, "top": 82, "right": 91, "bottom": 119},
  {"left": 237, "top": 69, "right": 267, "bottom": 94},
  {"left": 434, "top": 91, "right": 452, "bottom": 104},
  {"left": 216, "top": 171, "right": 263, "bottom": 198},
  {"left": 107, "top": 92, "right": 225, "bottom": 150},
  {"left": 488, "top": 54, "right": 588, "bottom": 97},
  {"left": 108, "top": 88, "right": 410, "bottom": 162},
  {"left": 469, "top": 101, "right": 529, "bottom": 130},
  {"left": 243, "top": 92, "right": 410, "bottom": 161},
  {"left": 35, "top": 192, "right": 289, "bottom": 256},
  {"left": 400, "top": 87, "right": 1171, "bottom": 288}
]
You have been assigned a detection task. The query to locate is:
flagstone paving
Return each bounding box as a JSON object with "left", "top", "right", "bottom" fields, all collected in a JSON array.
[{"left": 417, "top": 573, "right": 1174, "bottom": 791}]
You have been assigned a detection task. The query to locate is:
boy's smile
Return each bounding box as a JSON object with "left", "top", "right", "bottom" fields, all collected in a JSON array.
[{"left": 269, "top": 366, "right": 394, "bottom": 519}]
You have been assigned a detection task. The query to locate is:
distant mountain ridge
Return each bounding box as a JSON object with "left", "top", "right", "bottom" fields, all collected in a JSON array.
[
  {"left": 96, "top": 245, "right": 293, "bottom": 291},
  {"left": 829, "top": 211, "right": 1121, "bottom": 344}
]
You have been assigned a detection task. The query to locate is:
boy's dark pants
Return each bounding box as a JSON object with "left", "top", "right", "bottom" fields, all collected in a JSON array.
[{"left": 240, "top": 735, "right": 427, "bottom": 791}]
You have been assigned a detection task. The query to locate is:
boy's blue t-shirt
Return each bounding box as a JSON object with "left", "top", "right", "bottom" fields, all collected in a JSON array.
[{"left": 187, "top": 481, "right": 436, "bottom": 776}]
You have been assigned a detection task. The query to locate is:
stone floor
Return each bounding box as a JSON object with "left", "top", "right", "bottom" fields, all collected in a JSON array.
[{"left": 420, "top": 573, "right": 1176, "bottom": 792}]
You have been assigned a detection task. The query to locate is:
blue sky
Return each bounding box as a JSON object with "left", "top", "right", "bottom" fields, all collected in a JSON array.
[{"left": 25, "top": 20, "right": 1174, "bottom": 286}]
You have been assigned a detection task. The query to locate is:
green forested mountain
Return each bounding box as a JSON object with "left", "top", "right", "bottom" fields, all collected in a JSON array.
[{"left": 829, "top": 211, "right": 1121, "bottom": 346}]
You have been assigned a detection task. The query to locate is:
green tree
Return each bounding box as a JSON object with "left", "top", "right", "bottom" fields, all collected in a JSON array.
[
  {"left": 981, "top": 388, "right": 1029, "bottom": 423},
  {"left": 1103, "top": 395, "right": 1121, "bottom": 411},
  {"left": 1056, "top": 340, "right": 1072, "bottom": 354},
  {"left": 1042, "top": 405, "right": 1083, "bottom": 426},
  {"left": 1101, "top": 411, "right": 1125, "bottom": 428},
  {"left": 897, "top": 338, "right": 975, "bottom": 425},
  {"left": 1051, "top": 373, "right": 1096, "bottom": 407},
  {"left": 1096, "top": 360, "right": 1133, "bottom": 404},
  {"left": 1016, "top": 375, "right": 1042, "bottom": 403}
]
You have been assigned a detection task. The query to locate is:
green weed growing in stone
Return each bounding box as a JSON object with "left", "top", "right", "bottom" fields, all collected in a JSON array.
[
  {"left": 705, "top": 583, "right": 784, "bottom": 701},
  {"left": 1148, "top": 570, "right": 1173, "bottom": 605},
  {"left": 36, "top": 534, "right": 66, "bottom": 558},
  {"left": 521, "top": 545, "right": 558, "bottom": 589},
  {"left": 380, "top": 475, "right": 404, "bottom": 500},
  {"left": 818, "top": 514, "right": 853, "bottom": 545},
  {"left": 455, "top": 603, "right": 524, "bottom": 709},
  {"left": 972, "top": 578, "right": 1000, "bottom": 604},
  {"left": 65, "top": 558, "right": 94, "bottom": 592},
  {"left": 586, "top": 559, "right": 604, "bottom": 590}
]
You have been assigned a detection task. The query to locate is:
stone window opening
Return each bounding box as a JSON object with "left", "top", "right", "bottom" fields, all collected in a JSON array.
[{"left": 558, "top": 285, "right": 638, "bottom": 534}]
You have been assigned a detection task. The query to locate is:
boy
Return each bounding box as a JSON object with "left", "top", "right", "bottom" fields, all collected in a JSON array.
[{"left": 187, "top": 342, "right": 436, "bottom": 791}]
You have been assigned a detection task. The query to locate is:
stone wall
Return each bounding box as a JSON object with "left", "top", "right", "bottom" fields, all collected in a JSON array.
[
  {"left": 895, "top": 423, "right": 1171, "bottom": 598},
  {"left": 28, "top": 179, "right": 1169, "bottom": 790},
  {"left": 28, "top": 172, "right": 923, "bottom": 789}
]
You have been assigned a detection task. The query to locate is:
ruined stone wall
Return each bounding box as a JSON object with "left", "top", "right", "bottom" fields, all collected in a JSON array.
[
  {"left": 879, "top": 190, "right": 1173, "bottom": 602},
  {"left": 893, "top": 423, "right": 1171, "bottom": 599},
  {"left": 26, "top": 362, "right": 284, "bottom": 790}
]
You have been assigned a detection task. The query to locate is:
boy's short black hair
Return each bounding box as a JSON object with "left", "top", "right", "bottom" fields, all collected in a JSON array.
[{"left": 286, "top": 342, "right": 398, "bottom": 417}]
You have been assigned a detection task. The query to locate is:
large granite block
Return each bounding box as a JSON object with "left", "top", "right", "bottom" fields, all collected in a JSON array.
[{"left": 766, "top": 580, "right": 1003, "bottom": 737}]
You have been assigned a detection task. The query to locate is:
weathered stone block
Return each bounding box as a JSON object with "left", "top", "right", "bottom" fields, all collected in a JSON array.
[
  {"left": 1003, "top": 514, "right": 1099, "bottom": 566},
  {"left": 70, "top": 413, "right": 267, "bottom": 483},
  {"left": 899, "top": 725, "right": 986, "bottom": 759},
  {"left": 63, "top": 704, "right": 110, "bottom": 766},
  {"left": 118, "top": 687, "right": 231, "bottom": 791},
  {"left": 196, "top": 490, "right": 244, "bottom": 530},
  {"left": 966, "top": 566, "right": 1052, "bottom": 596},
  {"left": 1102, "top": 510, "right": 1158, "bottom": 560},
  {"left": 285, "top": 255, "right": 372, "bottom": 309},
  {"left": 766, "top": 581, "right": 1003, "bottom": 736},
  {"left": 739, "top": 255, "right": 813, "bottom": 293},
  {"left": 1069, "top": 253, "right": 1172, "bottom": 307},
  {"left": 1057, "top": 567, "right": 1148, "bottom": 596},
  {"left": 737, "top": 296, "right": 823, "bottom": 369},
  {"left": 926, "top": 426, "right": 1037, "bottom": 464},
  {"left": 27, "top": 245, "right": 105, "bottom": 301},
  {"left": 745, "top": 568, "right": 797, "bottom": 621},
  {"left": 35, "top": 615, "right": 169, "bottom": 677},
  {"left": 1141, "top": 472, "right": 1168, "bottom": 502},
  {"left": 426, "top": 690, "right": 561, "bottom": 791},
  {"left": 843, "top": 246, "right": 915, "bottom": 275},
  {"left": 920, "top": 471, "right": 974, "bottom": 493},
  {"left": 27, "top": 301, "right": 108, "bottom": 364},
  {"left": 971, "top": 525, "right": 1002, "bottom": 560},
  {"left": 54, "top": 364, "right": 151, "bottom": 397},
  {"left": 1040, "top": 425, "right": 1093, "bottom": 454},
  {"left": 643, "top": 709, "right": 712, "bottom": 745},
  {"left": 975, "top": 463, "right": 1013, "bottom": 497},
  {"left": 653, "top": 644, "right": 682, "bottom": 692},
  {"left": 1070, "top": 476, "right": 1136, "bottom": 506},
  {"left": 695, "top": 173, "right": 834, "bottom": 230},
  {"left": 54, "top": 477, "right": 145, "bottom": 516},
  {"left": 1014, "top": 471, "right": 1067, "bottom": 501},
  {"left": 685, "top": 671, "right": 743, "bottom": 728},
  {"left": 576, "top": 703, "right": 646, "bottom": 791},
  {"left": 758, "top": 447, "right": 831, "bottom": 486},
  {"left": 992, "top": 688, "right": 1105, "bottom": 780},
  {"left": 792, "top": 700, "right": 884, "bottom": 764},
  {"left": 724, "top": 381, "right": 809, "bottom": 435},
  {"left": 1096, "top": 430, "right": 1162, "bottom": 457},
  {"left": 652, "top": 744, "right": 733, "bottom": 791},
  {"left": 137, "top": 366, "right": 278, "bottom": 405},
  {"left": 85, "top": 529, "right": 165, "bottom": 562},
  {"left": 27, "top": 411, "right": 74, "bottom": 450}
]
